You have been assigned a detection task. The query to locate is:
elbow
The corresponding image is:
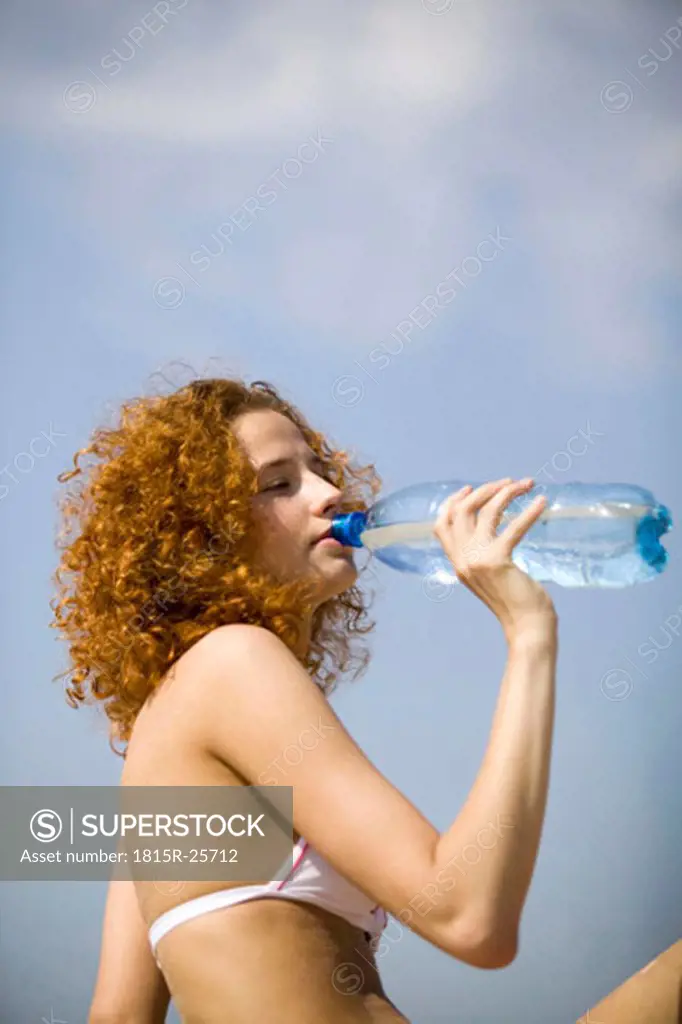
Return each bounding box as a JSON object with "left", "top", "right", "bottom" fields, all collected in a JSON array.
[
  {"left": 475, "top": 926, "right": 518, "bottom": 969},
  {"left": 443, "top": 913, "right": 519, "bottom": 970}
]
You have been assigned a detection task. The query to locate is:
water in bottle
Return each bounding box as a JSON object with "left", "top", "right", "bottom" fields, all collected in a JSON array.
[{"left": 330, "top": 481, "right": 672, "bottom": 587}]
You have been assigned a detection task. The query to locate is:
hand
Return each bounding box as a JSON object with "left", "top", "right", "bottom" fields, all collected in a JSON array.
[{"left": 433, "top": 478, "right": 557, "bottom": 642}]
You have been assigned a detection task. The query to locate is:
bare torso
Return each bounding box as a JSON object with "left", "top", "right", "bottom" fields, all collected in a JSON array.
[{"left": 121, "top": 660, "right": 410, "bottom": 1023}]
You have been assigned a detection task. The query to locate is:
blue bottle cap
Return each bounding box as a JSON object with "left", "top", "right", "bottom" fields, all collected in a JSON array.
[
  {"left": 330, "top": 511, "right": 368, "bottom": 548},
  {"left": 635, "top": 503, "right": 673, "bottom": 571}
]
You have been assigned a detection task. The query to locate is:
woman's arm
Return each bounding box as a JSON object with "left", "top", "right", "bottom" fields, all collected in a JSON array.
[
  {"left": 189, "top": 620, "right": 557, "bottom": 969},
  {"left": 432, "top": 625, "right": 557, "bottom": 955},
  {"left": 88, "top": 877, "right": 171, "bottom": 1024}
]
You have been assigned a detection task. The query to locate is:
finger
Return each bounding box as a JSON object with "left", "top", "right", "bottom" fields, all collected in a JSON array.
[
  {"left": 477, "top": 479, "right": 534, "bottom": 534},
  {"left": 459, "top": 478, "right": 513, "bottom": 515},
  {"left": 435, "top": 484, "right": 472, "bottom": 524},
  {"left": 498, "top": 493, "right": 548, "bottom": 550},
  {"left": 436, "top": 483, "right": 466, "bottom": 516}
]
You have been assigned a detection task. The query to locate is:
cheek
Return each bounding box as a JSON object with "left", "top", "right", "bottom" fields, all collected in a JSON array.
[{"left": 254, "top": 506, "right": 301, "bottom": 557}]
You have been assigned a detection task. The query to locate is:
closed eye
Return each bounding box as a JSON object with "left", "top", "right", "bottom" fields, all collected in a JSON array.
[{"left": 262, "top": 458, "right": 335, "bottom": 492}]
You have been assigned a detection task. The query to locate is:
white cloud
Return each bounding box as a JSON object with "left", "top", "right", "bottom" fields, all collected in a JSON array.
[{"left": 2, "top": 0, "right": 680, "bottom": 384}]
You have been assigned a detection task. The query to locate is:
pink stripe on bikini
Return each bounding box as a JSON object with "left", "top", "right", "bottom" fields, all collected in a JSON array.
[{"left": 275, "top": 838, "right": 309, "bottom": 891}]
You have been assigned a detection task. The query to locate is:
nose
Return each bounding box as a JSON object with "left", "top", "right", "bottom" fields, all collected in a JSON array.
[{"left": 313, "top": 481, "right": 344, "bottom": 521}]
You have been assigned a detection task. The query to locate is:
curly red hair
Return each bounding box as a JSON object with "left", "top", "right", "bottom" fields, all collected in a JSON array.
[{"left": 50, "top": 373, "right": 382, "bottom": 758}]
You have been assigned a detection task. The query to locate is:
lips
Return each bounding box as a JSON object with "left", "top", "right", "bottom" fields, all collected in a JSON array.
[
  {"left": 314, "top": 536, "right": 341, "bottom": 548},
  {"left": 312, "top": 529, "right": 347, "bottom": 551}
]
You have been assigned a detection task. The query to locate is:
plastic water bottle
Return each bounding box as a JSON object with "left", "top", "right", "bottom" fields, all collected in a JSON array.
[{"left": 330, "top": 481, "right": 672, "bottom": 587}]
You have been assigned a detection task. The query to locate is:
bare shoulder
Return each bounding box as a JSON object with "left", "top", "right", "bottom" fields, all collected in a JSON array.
[
  {"left": 176, "top": 621, "right": 277, "bottom": 678},
  {"left": 192, "top": 621, "right": 294, "bottom": 664},
  {"left": 185, "top": 622, "right": 312, "bottom": 714},
  {"left": 147, "top": 622, "right": 270, "bottom": 712}
]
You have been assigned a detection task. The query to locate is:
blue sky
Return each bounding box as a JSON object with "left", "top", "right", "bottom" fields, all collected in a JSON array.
[{"left": 1, "top": 2, "right": 681, "bottom": 1021}]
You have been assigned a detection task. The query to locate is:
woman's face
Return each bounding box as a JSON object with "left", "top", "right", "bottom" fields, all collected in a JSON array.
[{"left": 231, "top": 408, "right": 358, "bottom": 603}]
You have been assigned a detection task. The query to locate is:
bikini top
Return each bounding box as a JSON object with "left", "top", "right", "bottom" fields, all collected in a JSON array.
[{"left": 148, "top": 835, "right": 389, "bottom": 959}]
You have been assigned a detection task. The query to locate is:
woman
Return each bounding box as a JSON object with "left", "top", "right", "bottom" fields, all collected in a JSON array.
[{"left": 51, "top": 375, "right": 558, "bottom": 1023}]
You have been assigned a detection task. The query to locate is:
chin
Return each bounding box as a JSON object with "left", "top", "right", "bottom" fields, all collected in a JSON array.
[{"left": 311, "top": 550, "right": 358, "bottom": 599}]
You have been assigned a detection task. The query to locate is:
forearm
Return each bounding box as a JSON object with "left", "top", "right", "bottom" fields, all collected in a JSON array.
[{"left": 436, "top": 622, "right": 558, "bottom": 944}]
